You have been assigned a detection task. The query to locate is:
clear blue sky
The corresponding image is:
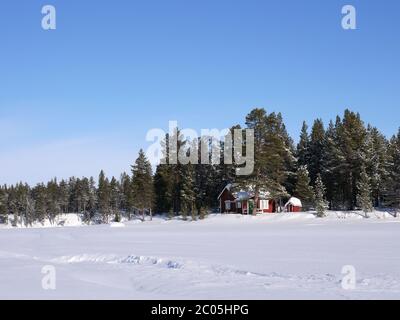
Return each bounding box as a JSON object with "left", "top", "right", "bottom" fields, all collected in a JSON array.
[{"left": 1, "top": 0, "right": 399, "bottom": 185}]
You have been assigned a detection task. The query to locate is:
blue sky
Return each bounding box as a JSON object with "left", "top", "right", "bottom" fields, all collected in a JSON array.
[{"left": 1, "top": 0, "right": 399, "bottom": 185}]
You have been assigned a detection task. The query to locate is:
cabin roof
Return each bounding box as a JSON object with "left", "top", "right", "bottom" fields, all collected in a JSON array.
[
  {"left": 218, "top": 183, "right": 271, "bottom": 200},
  {"left": 285, "top": 197, "right": 302, "bottom": 207}
]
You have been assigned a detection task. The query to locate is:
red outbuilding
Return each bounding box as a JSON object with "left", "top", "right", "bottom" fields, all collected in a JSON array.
[{"left": 284, "top": 197, "right": 302, "bottom": 212}]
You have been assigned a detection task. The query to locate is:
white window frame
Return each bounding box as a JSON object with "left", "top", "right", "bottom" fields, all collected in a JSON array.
[
  {"left": 260, "top": 200, "right": 269, "bottom": 210},
  {"left": 225, "top": 201, "right": 231, "bottom": 211},
  {"left": 237, "top": 201, "right": 242, "bottom": 209}
]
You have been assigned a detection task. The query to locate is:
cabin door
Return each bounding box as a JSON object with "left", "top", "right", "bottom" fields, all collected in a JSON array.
[
  {"left": 242, "top": 201, "right": 247, "bottom": 214},
  {"left": 248, "top": 200, "right": 254, "bottom": 215}
]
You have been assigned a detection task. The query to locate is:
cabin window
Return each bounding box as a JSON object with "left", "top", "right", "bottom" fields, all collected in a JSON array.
[
  {"left": 225, "top": 201, "right": 231, "bottom": 211},
  {"left": 260, "top": 200, "right": 269, "bottom": 210},
  {"left": 237, "top": 201, "right": 242, "bottom": 209}
]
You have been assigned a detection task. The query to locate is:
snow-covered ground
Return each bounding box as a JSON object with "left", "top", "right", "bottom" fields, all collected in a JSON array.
[{"left": 1, "top": 212, "right": 400, "bottom": 300}]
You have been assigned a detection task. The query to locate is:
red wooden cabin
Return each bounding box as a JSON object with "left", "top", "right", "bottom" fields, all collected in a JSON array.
[{"left": 218, "top": 184, "right": 276, "bottom": 214}]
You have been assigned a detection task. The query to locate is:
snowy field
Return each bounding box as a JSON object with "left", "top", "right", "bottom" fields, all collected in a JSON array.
[{"left": 1, "top": 212, "right": 400, "bottom": 300}]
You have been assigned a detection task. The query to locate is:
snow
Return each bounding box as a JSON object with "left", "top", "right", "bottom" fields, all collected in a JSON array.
[
  {"left": 0, "top": 213, "right": 85, "bottom": 229},
  {"left": 1, "top": 212, "right": 400, "bottom": 299},
  {"left": 109, "top": 222, "right": 126, "bottom": 228},
  {"left": 285, "top": 197, "right": 302, "bottom": 207}
]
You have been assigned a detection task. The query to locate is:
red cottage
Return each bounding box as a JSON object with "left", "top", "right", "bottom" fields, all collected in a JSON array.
[{"left": 218, "top": 184, "right": 277, "bottom": 214}]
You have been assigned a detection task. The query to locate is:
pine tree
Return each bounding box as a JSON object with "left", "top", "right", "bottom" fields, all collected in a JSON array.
[
  {"left": 237, "top": 109, "right": 268, "bottom": 214},
  {"left": 215, "top": 126, "right": 239, "bottom": 192},
  {"left": 59, "top": 180, "right": 69, "bottom": 214},
  {"left": 46, "top": 179, "right": 61, "bottom": 224},
  {"left": 297, "top": 121, "right": 310, "bottom": 167},
  {"left": 364, "top": 126, "right": 390, "bottom": 207},
  {"left": 193, "top": 136, "right": 216, "bottom": 214},
  {"left": 199, "top": 206, "right": 206, "bottom": 220},
  {"left": 33, "top": 184, "right": 48, "bottom": 224},
  {"left": 13, "top": 183, "right": 33, "bottom": 227},
  {"left": 238, "top": 109, "right": 292, "bottom": 214},
  {"left": 88, "top": 177, "right": 97, "bottom": 218},
  {"left": 0, "top": 187, "right": 8, "bottom": 224},
  {"left": 119, "top": 172, "right": 131, "bottom": 216},
  {"left": 294, "top": 166, "right": 314, "bottom": 211},
  {"left": 384, "top": 129, "right": 400, "bottom": 215},
  {"left": 131, "top": 149, "right": 154, "bottom": 221},
  {"left": 308, "top": 119, "right": 325, "bottom": 184},
  {"left": 6, "top": 186, "right": 17, "bottom": 226},
  {"left": 268, "top": 112, "right": 296, "bottom": 204},
  {"left": 154, "top": 130, "right": 186, "bottom": 215},
  {"left": 321, "top": 118, "right": 347, "bottom": 209},
  {"left": 25, "top": 192, "right": 35, "bottom": 227},
  {"left": 154, "top": 164, "right": 171, "bottom": 213},
  {"left": 314, "top": 174, "right": 328, "bottom": 217},
  {"left": 356, "top": 166, "right": 373, "bottom": 217},
  {"left": 180, "top": 162, "right": 195, "bottom": 220},
  {"left": 110, "top": 176, "right": 121, "bottom": 222},
  {"left": 98, "top": 170, "right": 111, "bottom": 223},
  {"left": 336, "top": 110, "right": 367, "bottom": 209}
]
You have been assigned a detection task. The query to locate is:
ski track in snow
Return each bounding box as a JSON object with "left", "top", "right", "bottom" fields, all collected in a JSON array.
[{"left": 19, "top": 252, "right": 400, "bottom": 298}]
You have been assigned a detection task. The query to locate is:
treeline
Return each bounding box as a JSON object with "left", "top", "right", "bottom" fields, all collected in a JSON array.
[
  {"left": 297, "top": 110, "right": 400, "bottom": 212},
  {"left": 0, "top": 108, "right": 399, "bottom": 226},
  {"left": 154, "top": 108, "right": 400, "bottom": 217},
  {"left": 0, "top": 150, "right": 154, "bottom": 226}
]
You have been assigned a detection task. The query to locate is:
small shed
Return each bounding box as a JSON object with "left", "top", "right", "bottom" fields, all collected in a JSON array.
[{"left": 285, "top": 197, "right": 302, "bottom": 212}]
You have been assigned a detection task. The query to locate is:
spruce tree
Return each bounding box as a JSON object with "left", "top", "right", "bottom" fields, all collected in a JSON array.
[
  {"left": 294, "top": 166, "right": 314, "bottom": 211},
  {"left": 180, "top": 162, "right": 195, "bottom": 220},
  {"left": 46, "top": 179, "right": 61, "bottom": 224},
  {"left": 154, "top": 164, "right": 171, "bottom": 214},
  {"left": 384, "top": 129, "right": 400, "bottom": 215},
  {"left": 308, "top": 119, "right": 325, "bottom": 184},
  {"left": 356, "top": 166, "right": 373, "bottom": 217},
  {"left": 321, "top": 118, "right": 346, "bottom": 209},
  {"left": 33, "top": 184, "right": 48, "bottom": 224},
  {"left": 7, "top": 186, "right": 18, "bottom": 226},
  {"left": 314, "top": 174, "right": 328, "bottom": 217},
  {"left": 119, "top": 172, "right": 131, "bottom": 216},
  {"left": 59, "top": 180, "right": 69, "bottom": 214},
  {"left": 25, "top": 192, "right": 35, "bottom": 227},
  {"left": 110, "top": 176, "right": 121, "bottom": 222},
  {"left": 98, "top": 170, "right": 111, "bottom": 223},
  {"left": 336, "top": 110, "right": 367, "bottom": 209},
  {"left": 0, "top": 187, "right": 8, "bottom": 223},
  {"left": 154, "top": 130, "right": 185, "bottom": 215},
  {"left": 297, "top": 121, "right": 310, "bottom": 167},
  {"left": 364, "top": 126, "right": 390, "bottom": 207},
  {"left": 88, "top": 177, "right": 97, "bottom": 219},
  {"left": 131, "top": 149, "right": 154, "bottom": 221}
]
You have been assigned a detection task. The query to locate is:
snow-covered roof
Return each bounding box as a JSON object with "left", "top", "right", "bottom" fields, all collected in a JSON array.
[
  {"left": 218, "top": 183, "right": 271, "bottom": 200},
  {"left": 217, "top": 183, "right": 233, "bottom": 200},
  {"left": 235, "top": 191, "right": 250, "bottom": 201},
  {"left": 285, "top": 197, "right": 302, "bottom": 207}
]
